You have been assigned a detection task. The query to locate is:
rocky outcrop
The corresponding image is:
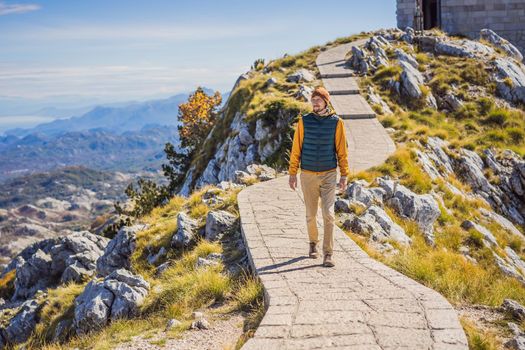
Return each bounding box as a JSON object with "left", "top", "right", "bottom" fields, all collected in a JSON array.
[
  {"left": 3, "top": 231, "right": 108, "bottom": 301},
  {"left": 366, "top": 86, "right": 392, "bottom": 115},
  {"left": 417, "top": 137, "right": 525, "bottom": 227},
  {"left": 0, "top": 299, "right": 41, "bottom": 346},
  {"left": 480, "top": 28, "right": 523, "bottom": 62},
  {"left": 399, "top": 60, "right": 437, "bottom": 108},
  {"left": 187, "top": 106, "right": 283, "bottom": 196},
  {"left": 73, "top": 269, "right": 149, "bottom": 335},
  {"left": 493, "top": 58, "right": 525, "bottom": 105},
  {"left": 377, "top": 177, "right": 441, "bottom": 245},
  {"left": 96, "top": 225, "right": 147, "bottom": 277},
  {"left": 435, "top": 39, "right": 494, "bottom": 58}
]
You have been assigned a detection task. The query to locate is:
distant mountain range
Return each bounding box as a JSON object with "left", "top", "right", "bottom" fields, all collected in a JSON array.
[{"left": 0, "top": 88, "right": 230, "bottom": 181}]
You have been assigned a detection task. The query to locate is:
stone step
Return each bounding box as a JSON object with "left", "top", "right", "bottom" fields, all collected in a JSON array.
[
  {"left": 323, "top": 76, "right": 360, "bottom": 95},
  {"left": 330, "top": 94, "right": 376, "bottom": 119}
]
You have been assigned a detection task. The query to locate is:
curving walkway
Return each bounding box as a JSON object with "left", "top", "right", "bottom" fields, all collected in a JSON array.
[{"left": 238, "top": 38, "right": 468, "bottom": 350}]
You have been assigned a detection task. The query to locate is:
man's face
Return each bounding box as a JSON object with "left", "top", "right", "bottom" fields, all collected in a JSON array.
[{"left": 311, "top": 95, "right": 326, "bottom": 113}]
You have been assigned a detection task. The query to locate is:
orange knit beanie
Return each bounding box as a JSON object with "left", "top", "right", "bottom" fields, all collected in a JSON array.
[{"left": 311, "top": 86, "right": 331, "bottom": 106}]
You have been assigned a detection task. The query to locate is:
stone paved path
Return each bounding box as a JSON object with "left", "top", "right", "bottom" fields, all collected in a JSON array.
[{"left": 238, "top": 38, "right": 468, "bottom": 350}]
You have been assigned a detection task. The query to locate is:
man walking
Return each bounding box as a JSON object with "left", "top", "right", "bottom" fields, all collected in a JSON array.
[{"left": 288, "top": 86, "right": 349, "bottom": 267}]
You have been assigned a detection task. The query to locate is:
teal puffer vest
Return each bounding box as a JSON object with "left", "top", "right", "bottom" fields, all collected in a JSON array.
[{"left": 300, "top": 112, "right": 339, "bottom": 172}]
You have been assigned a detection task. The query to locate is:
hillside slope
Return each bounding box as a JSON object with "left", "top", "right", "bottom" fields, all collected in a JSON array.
[{"left": 1, "top": 26, "right": 525, "bottom": 349}]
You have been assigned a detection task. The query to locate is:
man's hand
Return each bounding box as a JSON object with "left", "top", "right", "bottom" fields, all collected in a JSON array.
[
  {"left": 338, "top": 176, "right": 347, "bottom": 192},
  {"left": 289, "top": 174, "right": 297, "bottom": 190}
]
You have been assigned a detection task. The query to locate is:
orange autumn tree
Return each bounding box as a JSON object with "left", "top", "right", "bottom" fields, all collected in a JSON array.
[{"left": 178, "top": 86, "right": 222, "bottom": 151}]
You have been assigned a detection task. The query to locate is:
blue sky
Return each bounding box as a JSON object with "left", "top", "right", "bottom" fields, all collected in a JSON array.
[{"left": 0, "top": 0, "right": 396, "bottom": 120}]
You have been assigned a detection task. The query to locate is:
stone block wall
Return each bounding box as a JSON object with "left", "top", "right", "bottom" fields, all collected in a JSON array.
[{"left": 396, "top": 0, "right": 525, "bottom": 57}]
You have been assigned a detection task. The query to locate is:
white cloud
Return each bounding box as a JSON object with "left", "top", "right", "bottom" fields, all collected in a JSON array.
[
  {"left": 8, "top": 22, "right": 287, "bottom": 42},
  {"left": 0, "top": 1, "right": 40, "bottom": 15},
  {"left": 0, "top": 64, "right": 248, "bottom": 99}
]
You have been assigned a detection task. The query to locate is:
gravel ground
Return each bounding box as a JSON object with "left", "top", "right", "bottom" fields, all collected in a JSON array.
[{"left": 114, "top": 312, "right": 246, "bottom": 350}]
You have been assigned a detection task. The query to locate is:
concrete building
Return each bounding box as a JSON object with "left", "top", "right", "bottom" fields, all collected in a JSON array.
[{"left": 396, "top": 0, "right": 525, "bottom": 55}]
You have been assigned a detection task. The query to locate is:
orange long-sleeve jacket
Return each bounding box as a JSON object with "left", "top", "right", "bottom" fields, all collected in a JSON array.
[{"left": 288, "top": 114, "right": 350, "bottom": 177}]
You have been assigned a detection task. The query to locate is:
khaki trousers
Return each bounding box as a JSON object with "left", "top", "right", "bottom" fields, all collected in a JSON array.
[{"left": 299, "top": 169, "right": 337, "bottom": 255}]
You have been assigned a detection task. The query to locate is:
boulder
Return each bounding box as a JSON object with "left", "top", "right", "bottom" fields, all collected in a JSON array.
[
  {"left": 171, "top": 212, "right": 199, "bottom": 249},
  {"left": 97, "top": 225, "right": 146, "bottom": 277},
  {"left": 73, "top": 269, "right": 149, "bottom": 335},
  {"left": 205, "top": 211, "right": 237, "bottom": 241}
]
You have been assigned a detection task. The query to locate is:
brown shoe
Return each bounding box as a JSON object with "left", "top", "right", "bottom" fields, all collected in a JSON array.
[
  {"left": 309, "top": 242, "right": 319, "bottom": 258},
  {"left": 323, "top": 254, "right": 335, "bottom": 267}
]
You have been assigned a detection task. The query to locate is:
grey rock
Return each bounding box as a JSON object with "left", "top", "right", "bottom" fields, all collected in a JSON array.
[
  {"left": 400, "top": 27, "right": 414, "bottom": 44},
  {"left": 246, "top": 163, "right": 276, "bottom": 181},
  {"left": 296, "top": 85, "right": 314, "bottom": 102},
  {"left": 97, "top": 225, "right": 146, "bottom": 277},
  {"left": 442, "top": 92, "right": 464, "bottom": 111},
  {"left": 345, "top": 180, "right": 385, "bottom": 206},
  {"left": 435, "top": 39, "right": 494, "bottom": 58},
  {"left": 460, "top": 220, "right": 498, "bottom": 247},
  {"left": 9, "top": 231, "right": 109, "bottom": 301},
  {"left": 395, "top": 48, "right": 418, "bottom": 68},
  {"left": 165, "top": 318, "right": 182, "bottom": 331},
  {"left": 74, "top": 269, "right": 149, "bottom": 335},
  {"left": 1, "top": 299, "right": 41, "bottom": 345},
  {"left": 350, "top": 205, "right": 411, "bottom": 245},
  {"left": 147, "top": 247, "right": 167, "bottom": 265},
  {"left": 494, "top": 58, "right": 525, "bottom": 105},
  {"left": 399, "top": 61, "right": 424, "bottom": 98},
  {"left": 155, "top": 261, "right": 171, "bottom": 276},
  {"left": 335, "top": 198, "right": 351, "bottom": 213},
  {"left": 480, "top": 28, "right": 523, "bottom": 61},
  {"left": 508, "top": 322, "right": 523, "bottom": 336},
  {"left": 415, "top": 149, "right": 441, "bottom": 180},
  {"left": 349, "top": 45, "right": 370, "bottom": 75},
  {"left": 378, "top": 178, "right": 440, "bottom": 245},
  {"left": 367, "top": 86, "right": 392, "bottom": 115},
  {"left": 171, "top": 212, "right": 198, "bottom": 249},
  {"left": 479, "top": 208, "right": 522, "bottom": 237},
  {"left": 506, "top": 335, "right": 525, "bottom": 350},
  {"left": 205, "top": 210, "right": 237, "bottom": 241},
  {"left": 196, "top": 253, "right": 222, "bottom": 268},
  {"left": 266, "top": 77, "right": 278, "bottom": 86},
  {"left": 503, "top": 299, "right": 525, "bottom": 322},
  {"left": 238, "top": 127, "right": 254, "bottom": 146},
  {"left": 191, "top": 318, "right": 210, "bottom": 330},
  {"left": 286, "top": 69, "right": 315, "bottom": 83}
]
